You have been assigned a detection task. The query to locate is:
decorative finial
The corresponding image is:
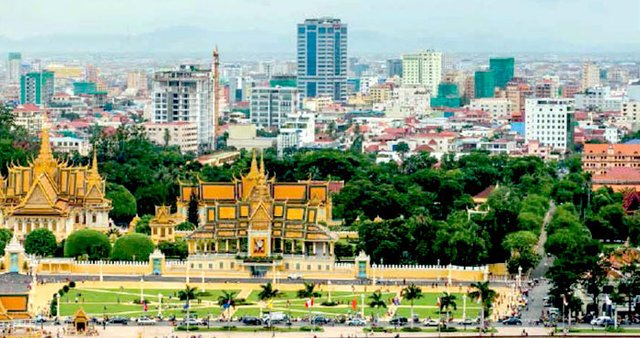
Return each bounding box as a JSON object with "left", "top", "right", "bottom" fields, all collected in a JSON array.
[
  {"left": 249, "top": 149, "right": 259, "bottom": 177},
  {"left": 259, "top": 149, "right": 265, "bottom": 177}
]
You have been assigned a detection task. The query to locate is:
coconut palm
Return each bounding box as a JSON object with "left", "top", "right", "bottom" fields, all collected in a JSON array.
[
  {"left": 217, "top": 290, "right": 238, "bottom": 307},
  {"left": 297, "top": 282, "right": 321, "bottom": 299},
  {"left": 258, "top": 282, "right": 281, "bottom": 301},
  {"left": 368, "top": 290, "right": 387, "bottom": 322},
  {"left": 439, "top": 292, "right": 457, "bottom": 325},
  {"left": 468, "top": 281, "right": 497, "bottom": 330},
  {"left": 401, "top": 284, "right": 423, "bottom": 328},
  {"left": 178, "top": 285, "right": 198, "bottom": 301}
]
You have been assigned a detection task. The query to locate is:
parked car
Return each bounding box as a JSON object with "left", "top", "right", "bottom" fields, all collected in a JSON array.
[
  {"left": 137, "top": 317, "right": 157, "bottom": 326},
  {"left": 109, "top": 316, "right": 129, "bottom": 325},
  {"left": 287, "top": 273, "right": 303, "bottom": 280},
  {"left": 347, "top": 318, "right": 367, "bottom": 326},
  {"left": 424, "top": 318, "right": 440, "bottom": 327},
  {"left": 310, "top": 316, "right": 330, "bottom": 325},
  {"left": 180, "top": 318, "right": 203, "bottom": 326},
  {"left": 457, "top": 318, "right": 478, "bottom": 326},
  {"left": 590, "top": 316, "right": 612, "bottom": 326},
  {"left": 241, "top": 316, "right": 263, "bottom": 326},
  {"left": 390, "top": 317, "right": 408, "bottom": 326},
  {"left": 502, "top": 317, "right": 522, "bottom": 325},
  {"left": 34, "top": 316, "right": 47, "bottom": 324}
]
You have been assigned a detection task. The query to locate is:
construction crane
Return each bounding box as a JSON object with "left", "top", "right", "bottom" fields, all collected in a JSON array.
[{"left": 212, "top": 46, "right": 220, "bottom": 150}]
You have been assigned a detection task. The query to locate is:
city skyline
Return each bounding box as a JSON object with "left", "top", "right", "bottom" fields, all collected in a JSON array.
[{"left": 0, "top": 0, "right": 638, "bottom": 54}]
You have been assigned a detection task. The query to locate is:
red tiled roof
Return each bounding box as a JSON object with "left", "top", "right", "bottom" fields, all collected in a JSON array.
[
  {"left": 584, "top": 144, "right": 640, "bottom": 156},
  {"left": 12, "top": 104, "right": 41, "bottom": 112},
  {"left": 415, "top": 144, "right": 434, "bottom": 152},
  {"left": 364, "top": 144, "right": 379, "bottom": 152},
  {"left": 593, "top": 167, "right": 640, "bottom": 181},
  {"left": 473, "top": 185, "right": 496, "bottom": 199}
]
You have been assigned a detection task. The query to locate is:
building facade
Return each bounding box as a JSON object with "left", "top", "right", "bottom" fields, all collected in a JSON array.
[
  {"left": 20, "top": 71, "right": 54, "bottom": 105},
  {"left": 296, "top": 18, "right": 348, "bottom": 102},
  {"left": 386, "top": 59, "right": 403, "bottom": 78},
  {"left": 574, "top": 86, "right": 622, "bottom": 111},
  {"left": 524, "top": 98, "right": 575, "bottom": 152},
  {"left": 621, "top": 101, "right": 640, "bottom": 131},
  {"left": 151, "top": 65, "right": 214, "bottom": 152},
  {"left": 11, "top": 104, "right": 43, "bottom": 135},
  {"left": 470, "top": 98, "right": 513, "bottom": 120},
  {"left": 489, "top": 57, "right": 514, "bottom": 89},
  {"left": 474, "top": 70, "right": 495, "bottom": 98},
  {"left": 401, "top": 50, "right": 442, "bottom": 96},
  {"left": 249, "top": 87, "right": 298, "bottom": 129},
  {"left": 143, "top": 122, "right": 199, "bottom": 154},
  {"left": 7, "top": 52, "right": 21, "bottom": 84},
  {"left": 581, "top": 62, "right": 600, "bottom": 91},
  {"left": 0, "top": 128, "right": 111, "bottom": 241},
  {"left": 582, "top": 144, "right": 640, "bottom": 175}
]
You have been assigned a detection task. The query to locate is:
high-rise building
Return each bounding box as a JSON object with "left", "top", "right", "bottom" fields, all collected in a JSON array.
[
  {"left": 581, "top": 62, "right": 600, "bottom": 91},
  {"left": 250, "top": 86, "right": 298, "bottom": 128},
  {"left": 127, "top": 71, "right": 148, "bottom": 91},
  {"left": 20, "top": 71, "right": 54, "bottom": 105},
  {"left": 152, "top": 65, "right": 214, "bottom": 152},
  {"left": 386, "top": 59, "right": 403, "bottom": 78},
  {"left": 296, "top": 17, "right": 347, "bottom": 102},
  {"left": 84, "top": 64, "right": 99, "bottom": 83},
  {"left": 474, "top": 70, "right": 495, "bottom": 98},
  {"left": 401, "top": 50, "right": 442, "bottom": 96},
  {"left": 525, "top": 98, "right": 575, "bottom": 151},
  {"left": 489, "top": 57, "right": 514, "bottom": 89},
  {"left": 7, "top": 52, "right": 22, "bottom": 84}
]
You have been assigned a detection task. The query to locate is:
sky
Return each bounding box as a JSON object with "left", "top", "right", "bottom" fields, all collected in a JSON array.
[{"left": 0, "top": 0, "right": 638, "bottom": 54}]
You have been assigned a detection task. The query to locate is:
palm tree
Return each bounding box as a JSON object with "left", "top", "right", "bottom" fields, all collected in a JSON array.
[
  {"left": 297, "top": 282, "right": 321, "bottom": 299},
  {"left": 468, "top": 281, "right": 497, "bottom": 330},
  {"left": 368, "top": 290, "right": 387, "bottom": 323},
  {"left": 439, "top": 292, "right": 457, "bottom": 325},
  {"left": 401, "top": 284, "right": 423, "bottom": 328},
  {"left": 178, "top": 285, "right": 199, "bottom": 302},
  {"left": 258, "top": 282, "right": 281, "bottom": 301},
  {"left": 217, "top": 290, "right": 238, "bottom": 307}
]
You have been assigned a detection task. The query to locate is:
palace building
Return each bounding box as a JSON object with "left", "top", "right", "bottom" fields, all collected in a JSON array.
[
  {"left": 177, "top": 151, "right": 338, "bottom": 276},
  {"left": 0, "top": 128, "right": 111, "bottom": 241}
]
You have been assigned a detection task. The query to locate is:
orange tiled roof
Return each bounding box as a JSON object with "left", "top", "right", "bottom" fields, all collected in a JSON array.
[
  {"left": 584, "top": 144, "right": 640, "bottom": 155},
  {"left": 593, "top": 167, "right": 640, "bottom": 181}
]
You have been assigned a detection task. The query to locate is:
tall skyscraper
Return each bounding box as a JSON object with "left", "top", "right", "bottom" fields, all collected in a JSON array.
[
  {"left": 20, "top": 71, "right": 54, "bottom": 105},
  {"left": 474, "top": 70, "right": 495, "bottom": 98},
  {"left": 401, "top": 50, "right": 442, "bottom": 96},
  {"left": 489, "top": 57, "right": 514, "bottom": 89},
  {"left": 7, "top": 52, "right": 22, "bottom": 84},
  {"left": 84, "top": 64, "right": 99, "bottom": 83},
  {"left": 386, "top": 59, "right": 403, "bottom": 78},
  {"left": 581, "top": 62, "right": 600, "bottom": 91},
  {"left": 525, "top": 98, "right": 575, "bottom": 151},
  {"left": 296, "top": 17, "right": 347, "bottom": 102},
  {"left": 151, "top": 65, "right": 214, "bottom": 152}
]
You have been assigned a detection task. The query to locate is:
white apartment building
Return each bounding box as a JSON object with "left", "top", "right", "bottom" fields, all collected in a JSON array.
[
  {"left": 574, "top": 87, "right": 622, "bottom": 111},
  {"left": 143, "top": 122, "right": 198, "bottom": 154},
  {"left": 151, "top": 65, "right": 214, "bottom": 152},
  {"left": 469, "top": 98, "right": 513, "bottom": 120},
  {"left": 250, "top": 86, "right": 298, "bottom": 129},
  {"left": 525, "top": 98, "right": 575, "bottom": 152},
  {"left": 401, "top": 50, "right": 442, "bottom": 96},
  {"left": 279, "top": 111, "right": 316, "bottom": 146},
  {"left": 581, "top": 62, "right": 600, "bottom": 91},
  {"left": 385, "top": 85, "right": 431, "bottom": 117},
  {"left": 50, "top": 137, "right": 90, "bottom": 156},
  {"left": 621, "top": 101, "right": 640, "bottom": 131},
  {"left": 11, "top": 104, "right": 43, "bottom": 135}
]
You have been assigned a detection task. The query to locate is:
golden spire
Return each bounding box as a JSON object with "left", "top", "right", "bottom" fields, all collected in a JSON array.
[
  {"left": 87, "top": 149, "right": 101, "bottom": 182},
  {"left": 33, "top": 125, "right": 58, "bottom": 177},
  {"left": 259, "top": 149, "right": 265, "bottom": 178},
  {"left": 38, "top": 127, "right": 53, "bottom": 161},
  {"left": 248, "top": 149, "right": 259, "bottom": 177}
]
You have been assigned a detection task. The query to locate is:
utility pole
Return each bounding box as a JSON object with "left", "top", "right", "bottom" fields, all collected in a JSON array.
[{"left": 212, "top": 46, "right": 220, "bottom": 151}]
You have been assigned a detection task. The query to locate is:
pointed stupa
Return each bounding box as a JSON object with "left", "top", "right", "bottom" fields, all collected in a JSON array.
[{"left": 33, "top": 125, "right": 58, "bottom": 177}]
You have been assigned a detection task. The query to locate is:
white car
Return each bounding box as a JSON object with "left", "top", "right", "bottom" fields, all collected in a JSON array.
[
  {"left": 347, "top": 318, "right": 367, "bottom": 326},
  {"left": 137, "top": 317, "right": 157, "bottom": 326},
  {"left": 590, "top": 316, "right": 612, "bottom": 326},
  {"left": 424, "top": 318, "right": 440, "bottom": 327},
  {"left": 287, "top": 273, "right": 303, "bottom": 280},
  {"left": 180, "top": 318, "right": 203, "bottom": 326}
]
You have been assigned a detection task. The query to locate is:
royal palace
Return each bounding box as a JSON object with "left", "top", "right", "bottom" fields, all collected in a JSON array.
[
  {"left": 174, "top": 151, "right": 339, "bottom": 276},
  {"left": 0, "top": 128, "right": 111, "bottom": 241}
]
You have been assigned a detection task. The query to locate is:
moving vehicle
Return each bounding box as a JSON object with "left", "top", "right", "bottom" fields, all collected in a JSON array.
[
  {"left": 502, "top": 317, "right": 522, "bottom": 325},
  {"left": 390, "top": 317, "right": 408, "bottom": 326},
  {"left": 424, "top": 318, "right": 440, "bottom": 327},
  {"left": 108, "top": 316, "right": 129, "bottom": 325},
  {"left": 136, "top": 317, "right": 157, "bottom": 326},
  {"left": 287, "top": 273, "right": 303, "bottom": 280},
  {"left": 262, "top": 312, "right": 290, "bottom": 325},
  {"left": 590, "top": 316, "right": 613, "bottom": 326},
  {"left": 311, "top": 316, "right": 330, "bottom": 325},
  {"left": 241, "top": 316, "right": 263, "bottom": 326},
  {"left": 347, "top": 318, "right": 367, "bottom": 326},
  {"left": 180, "top": 318, "right": 204, "bottom": 326}
]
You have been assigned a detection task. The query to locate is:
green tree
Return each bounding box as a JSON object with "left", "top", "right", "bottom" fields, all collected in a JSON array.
[
  {"left": 502, "top": 231, "right": 540, "bottom": 273},
  {"left": 395, "top": 141, "right": 410, "bottom": 161},
  {"left": 105, "top": 183, "right": 137, "bottom": 225},
  {"left": 217, "top": 290, "right": 238, "bottom": 308},
  {"left": 401, "top": 283, "right": 423, "bottom": 328},
  {"left": 64, "top": 229, "right": 111, "bottom": 260},
  {"left": 178, "top": 285, "right": 199, "bottom": 301},
  {"left": 24, "top": 228, "right": 57, "bottom": 257},
  {"left": 439, "top": 292, "right": 457, "bottom": 325},
  {"left": 135, "top": 215, "right": 153, "bottom": 235},
  {"left": 468, "top": 281, "right": 497, "bottom": 318},
  {"left": 176, "top": 221, "right": 197, "bottom": 231},
  {"left": 157, "top": 240, "right": 189, "bottom": 259},
  {"left": 187, "top": 190, "right": 200, "bottom": 226},
  {"left": 0, "top": 229, "right": 13, "bottom": 255},
  {"left": 368, "top": 290, "right": 387, "bottom": 321},
  {"left": 296, "top": 282, "right": 321, "bottom": 299},
  {"left": 257, "top": 282, "right": 281, "bottom": 301},
  {"left": 110, "top": 233, "right": 155, "bottom": 261}
]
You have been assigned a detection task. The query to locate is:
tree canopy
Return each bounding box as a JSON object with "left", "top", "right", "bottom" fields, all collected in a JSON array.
[{"left": 111, "top": 233, "right": 155, "bottom": 261}]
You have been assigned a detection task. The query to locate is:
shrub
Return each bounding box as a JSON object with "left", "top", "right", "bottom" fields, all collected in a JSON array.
[
  {"left": 176, "top": 326, "right": 200, "bottom": 331},
  {"left": 62, "top": 285, "right": 70, "bottom": 293},
  {"left": 320, "top": 300, "right": 337, "bottom": 306},
  {"left": 401, "top": 327, "right": 422, "bottom": 332},
  {"left": 300, "top": 326, "right": 323, "bottom": 332},
  {"left": 64, "top": 229, "right": 111, "bottom": 260},
  {"left": 111, "top": 233, "right": 155, "bottom": 261},
  {"left": 69, "top": 281, "right": 76, "bottom": 288}
]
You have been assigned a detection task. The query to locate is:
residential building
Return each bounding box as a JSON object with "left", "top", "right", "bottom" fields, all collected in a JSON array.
[
  {"left": 226, "top": 124, "right": 276, "bottom": 150},
  {"left": 278, "top": 111, "right": 316, "bottom": 153},
  {"left": 386, "top": 85, "right": 431, "bottom": 117},
  {"left": 296, "top": 17, "right": 348, "bottom": 102},
  {"left": 474, "top": 70, "right": 495, "bottom": 98},
  {"left": 50, "top": 136, "right": 90, "bottom": 156},
  {"left": 489, "top": 57, "right": 514, "bottom": 88},
  {"left": 581, "top": 62, "right": 600, "bottom": 91},
  {"left": 368, "top": 83, "right": 394, "bottom": 103},
  {"left": 151, "top": 65, "right": 214, "bottom": 152},
  {"left": 127, "top": 71, "right": 148, "bottom": 91},
  {"left": 621, "top": 101, "right": 640, "bottom": 131},
  {"left": 582, "top": 144, "right": 640, "bottom": 175},
  {"left": 386, "top": 59, "right": 403, "bottom": 78},
  {"left": 401, "top": 50, "right": 442, "bottom": 96},
  {"left": 628, "top": 81, "right": 640, "bottom": 101},
  {"left": 143, "top": 121, "right": 199, "bottom": 154},
  {"left": 6, "top": 52, "right": 21, "bottom": 84},
  {"left": 11, "top": 104, "right": 43, "bottom": 135},
  {"left": 250, "top": 86, "right": 298, "bottom": 129},
  {"left": 84, "top": 64, "right": 98, "bottom": 83},
  {"left": 535, "top": 77, "right": 560, "bottom": 98},
  {"left": 524, "top": 98, "right": 575, "bottom": 152},
  {"left": 20, "top": 71, "right": 54, "bottom": 105},
  {"left": 470, "top": 98, "right": 513, "bottom": 119},
  {"left": 574, "top": 86, "right": 622, "bottom": 111},
  {"left": 504, "top": 79, "right": 532, "bottom": 113}
]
